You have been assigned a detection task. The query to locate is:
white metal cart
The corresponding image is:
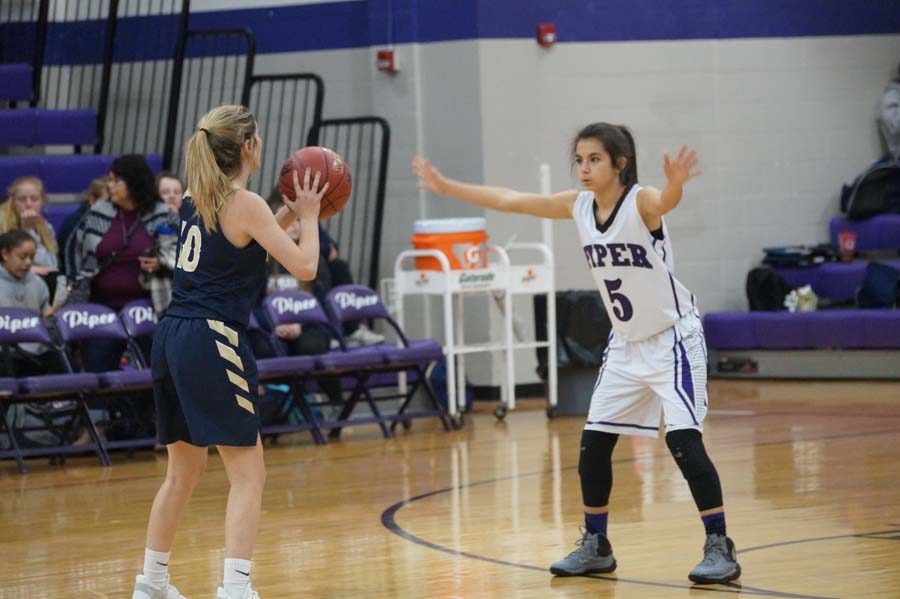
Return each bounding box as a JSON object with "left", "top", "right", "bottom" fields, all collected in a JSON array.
[{"left": 393, "top": 242, "right": 558, "bottom": 426}]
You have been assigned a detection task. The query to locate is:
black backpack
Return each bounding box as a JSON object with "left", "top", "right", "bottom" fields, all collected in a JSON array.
[
  {"left": 841, "top": 157, "right": 900, "bottom": 220},
  {"left": 746, "top": 267, "right": 794, "bottom": 311}
]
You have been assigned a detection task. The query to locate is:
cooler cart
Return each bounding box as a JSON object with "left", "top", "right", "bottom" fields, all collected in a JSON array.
[{"left": 393, "top": 218, "right": 558, "bottom": 426}]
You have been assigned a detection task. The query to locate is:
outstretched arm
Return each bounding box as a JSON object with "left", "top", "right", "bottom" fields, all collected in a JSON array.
[
  {"left": 413, "top": 156, "right": 577, "bottom": 219},
  {"left": 239, "top": 169, "right": 326, "bottom": 281},
  {"left": 637, "top": 145, "right": 701, "bottom": 227}
]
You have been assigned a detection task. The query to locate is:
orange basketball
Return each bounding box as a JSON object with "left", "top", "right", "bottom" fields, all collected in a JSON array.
[{"left": 278, "top": 146, "right": 351, "bottom": 220}]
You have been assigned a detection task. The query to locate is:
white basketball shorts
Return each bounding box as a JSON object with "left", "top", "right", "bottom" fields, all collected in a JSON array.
[{"left": 585, "top": 311, "right": 708, "bottom": 438}]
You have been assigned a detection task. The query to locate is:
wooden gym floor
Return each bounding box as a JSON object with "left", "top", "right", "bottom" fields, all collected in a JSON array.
[{"left": 2, "top": 379, "right": 899, "bottom": 598}]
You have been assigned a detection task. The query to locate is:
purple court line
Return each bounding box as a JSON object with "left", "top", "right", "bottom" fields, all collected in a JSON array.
[{"left": 381, "top": 427, "right": 900, "bottom": 599}]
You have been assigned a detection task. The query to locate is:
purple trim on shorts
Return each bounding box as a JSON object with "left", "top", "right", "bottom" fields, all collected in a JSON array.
[
  {"left": 678, "top": 339, "right": 695, "bottom": 406},
  {"left": 586, "top": 420, "right": 659, "bottom": 431},
  {"left": 668, "top": 272, "right": 682, "bottom": 318},
  {"left": 672, "top": 339, "right": 699, "bottom": 425}
]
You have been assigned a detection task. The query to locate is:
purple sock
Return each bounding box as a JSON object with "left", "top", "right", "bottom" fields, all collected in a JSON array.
[
  {"left": 584, "top": 512, "right": 608, "bottom": 536},
  {"left": 701, "top": 512, "right": 726, "bottom": 536}
]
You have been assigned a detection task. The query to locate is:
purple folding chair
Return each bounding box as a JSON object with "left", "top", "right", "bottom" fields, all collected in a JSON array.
[
  {"left": 325, "top": 285, "right": 449, "bottom": 436},
  {"left": 55, "top": 303, "right": 155, "bottom": 450},
  {"left": 119, "top": 299, "right": 158, "bottom": 368},
  {"left": 256, "top": 291, "right": 341, "bottom": 444},
  {"left": 0, "top": 307, "right": 106, "bottom": 473}
]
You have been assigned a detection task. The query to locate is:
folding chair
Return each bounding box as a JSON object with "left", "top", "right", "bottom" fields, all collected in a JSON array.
[
  {"left": 55, "top": 303, "right": 156, "bottom": 451},
  {"left": 0, "top": 307, "right": 106, "bottom": 474},
  {"left": 255, "top": 292, "right": 333, "bottom": 445},
  {"left": 323, "top": 285, "right": 450, "bottom": 437}
]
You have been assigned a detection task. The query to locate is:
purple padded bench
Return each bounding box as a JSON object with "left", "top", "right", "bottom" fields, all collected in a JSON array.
[
  {"left": 830, "top": 216, "right": 900, "bottom": 252},
  {"left": 773, "top": 260, "right": 900, "bottom": 303},
  {"left": 704, "top": 310, "right": 900, "bottom": 350},
  {"left": 0, "top": 109, "right": 97, "bottom": 146},
  {"left": 42, "top": 202, "right": 83, "bottom": 234},
  {"left": 0, "top": 64, "right": 32, "bottom": 102},
  {"left": 0, "top": 153, "right": 162, "bottom": 194}
]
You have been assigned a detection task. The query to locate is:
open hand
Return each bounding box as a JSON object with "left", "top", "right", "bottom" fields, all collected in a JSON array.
[
  {"left": 283, "top": 168, "right": 328, "bottom": 220},
  {"left": 412, "top": 156, "right": 448, "bottom": 194},
  {"left": 663, "top": 145, "right": 701, "bottom": 186}
]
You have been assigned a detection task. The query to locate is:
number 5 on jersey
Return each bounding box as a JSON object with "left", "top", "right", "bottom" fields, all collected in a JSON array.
[
  {"left": 177, "top": 222, "right": 202, "bottom": 272},
  {"left": 603, "top": 278, "right": 633, "bottom": 322}
]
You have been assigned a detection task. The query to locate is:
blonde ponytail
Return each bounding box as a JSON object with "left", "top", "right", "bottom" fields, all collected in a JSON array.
[{"left": 184, "top": 104, "right": 257, "bottom": 231}]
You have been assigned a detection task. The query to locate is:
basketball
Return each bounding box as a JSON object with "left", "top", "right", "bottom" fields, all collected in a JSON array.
[{"left": 278, "top": 146, "right": 352, "bottom": 220}]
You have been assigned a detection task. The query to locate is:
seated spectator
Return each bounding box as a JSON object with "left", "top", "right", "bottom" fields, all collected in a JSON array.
[
  {"left": 56, "top": 177, "right": 108, "bottom": 275},
  {"left": 1, "top": 176, "right": 59, "bottom": 277},
  {"left": 0, "top": 230, "right": 62, "bottom": 376},
  {"left": 156, "top": 171, "right": 184, "bottom": 214},
  {"left": 0, "top": 230, "right": 70, "bottom": 448},
  {"left": 65, "top": 154, "right": 179, "bottom": 371}
]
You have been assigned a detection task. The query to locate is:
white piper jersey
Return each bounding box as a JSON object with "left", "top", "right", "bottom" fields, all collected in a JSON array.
[{"left": 572, "top": 184, "right": 697, "bottom": 342}]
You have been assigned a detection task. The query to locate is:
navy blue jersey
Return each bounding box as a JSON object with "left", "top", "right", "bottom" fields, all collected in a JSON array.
[{"left": 166, "top": 196, "right": 268, "bottom": 327}]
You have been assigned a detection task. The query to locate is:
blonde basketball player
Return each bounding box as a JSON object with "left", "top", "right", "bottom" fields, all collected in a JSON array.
[
  {"left": 413, "top": 123, "right": 741, "bottom": 584},
  {"left": 132, "top": 104, "right": 326, "bottom": 599}
]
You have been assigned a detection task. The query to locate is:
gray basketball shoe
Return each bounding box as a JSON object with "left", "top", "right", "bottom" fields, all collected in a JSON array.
[
  {"left": 549, "top": 527, "right": 617, "bottom": 576},
  {"left": 688, "top": 534, "right": 741, "bottom": 584},
  {"left": 131, "top": 574, "right": 186, "bottom": 599}
]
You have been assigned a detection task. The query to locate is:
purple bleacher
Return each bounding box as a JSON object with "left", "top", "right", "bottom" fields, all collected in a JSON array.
[
  {"left": 0, "top": 110, "right": 33, "bottom": 145},
  {"left": 0, "top": 109, "right": 97, "bottom": 146},
  {"left": 830, "top": 215, "right": 900, "bottom": 252},
  {"left": 704, "top": 310, "right": 900, "bottom": 350},
  {"left": 0, "top": 153, "right": 162, "bottom": 194},
  {"left": 0, "top": 64, "right": 32, "bottom": 102},
  {"left": 42, "top": 202, "right": 82, "bottom": 234},
  {"left": 773, "top": 260, "right": 900, "bottom": 302}
]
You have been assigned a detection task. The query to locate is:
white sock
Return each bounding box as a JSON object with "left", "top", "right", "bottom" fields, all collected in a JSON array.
[
  {"left": 142, "top": 549, "right": 170, "bottom": 588},
  {"left": 223, "top": 558, "right": 252, "bottom": 597}
]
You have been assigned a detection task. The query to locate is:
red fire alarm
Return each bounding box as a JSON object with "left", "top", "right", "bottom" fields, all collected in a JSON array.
[
  {"left": 537, "top": 23, "right": 556, "bottom": 48},
  {"left": 377, "top": 49, "right": 398, "bottom": 74}
]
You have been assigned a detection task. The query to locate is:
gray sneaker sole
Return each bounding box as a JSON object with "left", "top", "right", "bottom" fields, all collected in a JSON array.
[
  {"left": 688, "top": 563, "right": 741, "bottom": 584},
  {"left": 549, "top": 559, "right": 617, "bottom": 576}
]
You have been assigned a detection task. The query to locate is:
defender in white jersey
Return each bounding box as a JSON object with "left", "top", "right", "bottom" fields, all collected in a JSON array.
[{"left": 413, "top": 123, "right": 740, "bottom": 585}]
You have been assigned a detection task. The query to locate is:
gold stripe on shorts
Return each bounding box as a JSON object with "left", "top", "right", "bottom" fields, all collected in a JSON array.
[
  {"left": 216, "top": 341, "right": 244, "bottom": 372},
  {"left": 227, "top": 370, "right": 250, "bottom": 393},
  {"left": 235, "top": 394, "right": 255, "bottom": 414},
  {"left": 207, "top": 319, "right": 239, "bottom": 347}
]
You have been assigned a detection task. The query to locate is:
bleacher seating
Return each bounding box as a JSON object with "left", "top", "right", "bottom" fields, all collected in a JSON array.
[
  {"left": 829, "top": 215, "right": 900, "bottom": 252},
  {"left": 0, "top": 153, "right": 162, "bottom": 194},
  {"left": 704, "top": 310, "right": 900, "bottom": 350},
  {"left": 705, "top": 212, "right": 900, "bottom": 379},
  {"left": 0, "top": 64, "right": 32, "bottom": 102},
  {"left": 773, "top": 259, "right": 900, "bottom": 303},
  {"left": 0, "top": 109, "right": 98, "bottom": 147}
]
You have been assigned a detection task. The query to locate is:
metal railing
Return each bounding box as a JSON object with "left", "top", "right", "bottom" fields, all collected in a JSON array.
[
  {"left": 163, "top": 27, "right": 256, "bottom": 172},
  {"left": 246, "top": 73, "right": 324, "bottom": 197},
  {"left": 98, "top": 0, "right": 188, "bottom": 156},
  {"left": 307, "top": 117, "right": 390, "bottom": 290}
]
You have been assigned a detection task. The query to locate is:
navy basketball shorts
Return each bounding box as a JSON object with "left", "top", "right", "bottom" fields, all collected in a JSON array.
[
  {"left": 585, "top": 311, "right": 708, "bottom": 438},
  {"left": 152, "top": 316, "right": 260, "bottom": 447}
]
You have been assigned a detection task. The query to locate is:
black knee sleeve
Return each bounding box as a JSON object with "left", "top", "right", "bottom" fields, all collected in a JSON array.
[
  {"left": 578, "top": 430, "right": 618, "bottom": 507},
  {"left": 666, "top": 429, "right": 723, "bottom": 511}
]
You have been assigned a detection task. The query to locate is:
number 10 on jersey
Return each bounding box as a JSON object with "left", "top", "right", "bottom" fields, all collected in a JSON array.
[{"left": 177, "top": 223, "right": 203, "bottom": 273}]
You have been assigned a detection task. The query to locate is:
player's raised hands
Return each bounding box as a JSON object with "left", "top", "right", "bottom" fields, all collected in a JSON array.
[
  {"left": 663, "top": 145, "right": 701, "bottom": 186},
  {"left": 412, "top": 156, "right": 448, "bottom": 195},
  {"left": 283, "top": 167, "right": 328, "bottom": 220}
]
